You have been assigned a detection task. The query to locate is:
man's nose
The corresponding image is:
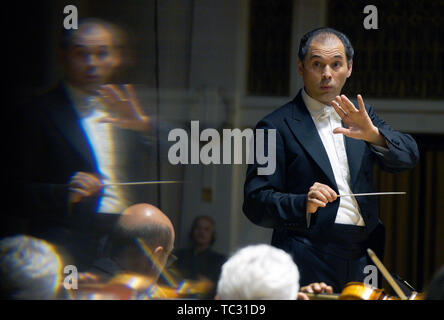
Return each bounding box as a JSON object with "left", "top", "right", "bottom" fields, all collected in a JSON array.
[
  {"left": 321, "top": 66, "right": 332, "bottom": 79},
  {"left": 85, "top": 54, "right": 99, "bottom": 67}
]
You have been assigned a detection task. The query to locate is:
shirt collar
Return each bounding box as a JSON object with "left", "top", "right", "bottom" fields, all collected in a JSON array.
[
  {"left": 301, "top": 88, "right": 341, "bottom": 121},
  {"left": 65, "top": 83, "right": 101, "bottom": 117}
]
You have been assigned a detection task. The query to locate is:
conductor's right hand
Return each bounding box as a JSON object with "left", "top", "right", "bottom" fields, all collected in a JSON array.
[
  {"left": 68, "top": 172, "right": 102, "bottom": 204},
  {"left": 306, "top": 182, "right": 337, "bottom": 214}
]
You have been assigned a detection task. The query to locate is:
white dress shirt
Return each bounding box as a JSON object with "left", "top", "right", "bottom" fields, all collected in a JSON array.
[
  {"left": 66, "top": 85, "right": 128, "bottom": 214},
  {"left": 302, "top": 88, "right": 365, "bottom": 227}
]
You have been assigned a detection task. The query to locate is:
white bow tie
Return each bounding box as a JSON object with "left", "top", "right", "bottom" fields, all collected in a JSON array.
[
  {"left": 316, "top": 106, "right": 341, "bottom": 122},
  {"left": 77, "top": 96, "right": 103, "bottom": 117}
]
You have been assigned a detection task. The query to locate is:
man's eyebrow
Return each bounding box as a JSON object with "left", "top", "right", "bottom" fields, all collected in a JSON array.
[
  {"left": 309, "top": 54, "right": 344, "bottom": 60},
  {"left": 72, "top": 44, "right": 110, "bottom": 49}
]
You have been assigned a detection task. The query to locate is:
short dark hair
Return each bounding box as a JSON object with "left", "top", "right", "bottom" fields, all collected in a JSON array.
[
  {"left": 59, "top": 17, "right": 123, "bottom": 50},
  {"left": 298, "top": 27, "right": 354, "bottom": 66}
]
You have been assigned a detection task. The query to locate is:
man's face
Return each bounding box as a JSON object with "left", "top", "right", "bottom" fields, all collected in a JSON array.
[
  {"left": 62, "top": 24, "right": 121, "bottom": 93},
  {"left": 298, "top": 35, "right": 352, "bottom": 105},
  {"left": 192, "top": 218, "right": 214, "bottom": 248}
]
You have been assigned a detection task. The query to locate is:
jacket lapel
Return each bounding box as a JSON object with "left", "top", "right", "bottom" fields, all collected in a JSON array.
[
  {"left": 47, "top": 85, "right": 98, "bottom": 171},
  {"left": 285, "top": 92, "right": 337, "bottom": 190}
]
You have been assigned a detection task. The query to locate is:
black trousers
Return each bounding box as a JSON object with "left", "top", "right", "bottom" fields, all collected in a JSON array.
[{"left": 285, "top": 224, "right": 372, "bottom": 293}]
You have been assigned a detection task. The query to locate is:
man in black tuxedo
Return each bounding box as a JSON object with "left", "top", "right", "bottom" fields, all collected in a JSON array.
[
  {"left": 243, "top": 28, "right": 419, "bottom": 292},
  {"left": 8, "top": 19, "right": 158, "bottom": 270}
]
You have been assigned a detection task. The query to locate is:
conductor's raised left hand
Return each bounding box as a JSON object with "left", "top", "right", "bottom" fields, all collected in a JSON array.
[{"left": 331, "top": 94, "right": 387, "bottom": 148}]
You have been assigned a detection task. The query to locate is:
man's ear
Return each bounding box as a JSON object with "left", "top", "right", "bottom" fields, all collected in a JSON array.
[
  {"left": 111, "top": 48, "right": 123, "bottom": 74},
  {"left": 297, "top": 58, "right": 304, "bottom": 76},
  {"left": 346, "top": 59, "right": 353, "bottom": 78},
  {"left": 151, "top": 246, "right": 165, "bottom": 267},
  {"left": 153, "top": 246, "right": 164, "bottom": 256},
  {"left": 111, "top": 50, "right": 122, "bottom": 68}
]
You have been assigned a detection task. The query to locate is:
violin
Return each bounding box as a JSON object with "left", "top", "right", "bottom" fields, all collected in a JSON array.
[
  {"left": 68, "top": 272, "right": 151, "bottom": 300},
  {"left": 306, "top": 248, "right": 426, "bottom": 300},
  {"left": 306, "top": 282, "right": 424, "bottom": 300},
  {"left": 306, "top": 248, "right": 425, "bottom": 301},
  {"left": 68, "top": 272, "right": 214, "bottom": 300}
]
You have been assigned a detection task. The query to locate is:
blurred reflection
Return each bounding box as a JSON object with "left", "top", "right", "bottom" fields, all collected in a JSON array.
[
  {"left": 73, "top": 272, "right": 213, "bottom": 300},
  {"left": 12, "top": 18, "right": 163, "bottom": 271},
  {"left": 0, "top": 235, "right": 63, "bottom": 299}
]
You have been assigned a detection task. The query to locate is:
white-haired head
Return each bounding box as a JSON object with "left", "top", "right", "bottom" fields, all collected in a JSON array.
[
  {"left": 216, "top": 244, "right": 300, "bottom": 300},
  {"left": 0, "top": 235, "right": 62, "bottom": 299}
]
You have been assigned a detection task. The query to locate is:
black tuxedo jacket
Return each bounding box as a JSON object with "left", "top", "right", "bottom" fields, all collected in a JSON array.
[
  {"left": 243, "top": 90, "right": 419, "bottom": 256},
  {"left": 9, "top": 84, "right": 157, "bottom": 237}
]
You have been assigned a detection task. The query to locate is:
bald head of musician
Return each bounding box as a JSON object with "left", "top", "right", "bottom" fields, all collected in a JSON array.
[{"left": 108, "top": 203, "right": 175, "bottom": 281}]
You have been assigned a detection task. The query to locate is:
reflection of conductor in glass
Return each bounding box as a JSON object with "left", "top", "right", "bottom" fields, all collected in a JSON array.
[
  {"left": 13, "top": 18, "right": 159, "bottom": 270},
  {"left": 63, "top": 20, "right": 151, "bottom": 206},
  {"left": 68, "top": 83, "right": 151, "bottom": 204}
]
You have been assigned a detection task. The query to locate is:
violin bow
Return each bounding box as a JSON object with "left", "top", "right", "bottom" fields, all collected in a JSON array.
[{"left": 367, "top": 248, "right": 408, "bottom": 300}]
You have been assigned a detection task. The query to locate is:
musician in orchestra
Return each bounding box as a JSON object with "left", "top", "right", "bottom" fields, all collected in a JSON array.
[
  {"left": 8, "top": 18, "right": 161, "bottom": 271},
  {"left": 169, "top": 215, "right": 227, "bottom": 298},
  {"left": 0, "top": 235, "right": 64, "bottom": 299},
  {"left": 86, "top": 203, "right": 175, "bottom": 285},
  {"left": 215, "top": 244, "right": 332, "bottom": 300},
  {"left": 243, "top": 27, "right": 419, "bottom": 293}
]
